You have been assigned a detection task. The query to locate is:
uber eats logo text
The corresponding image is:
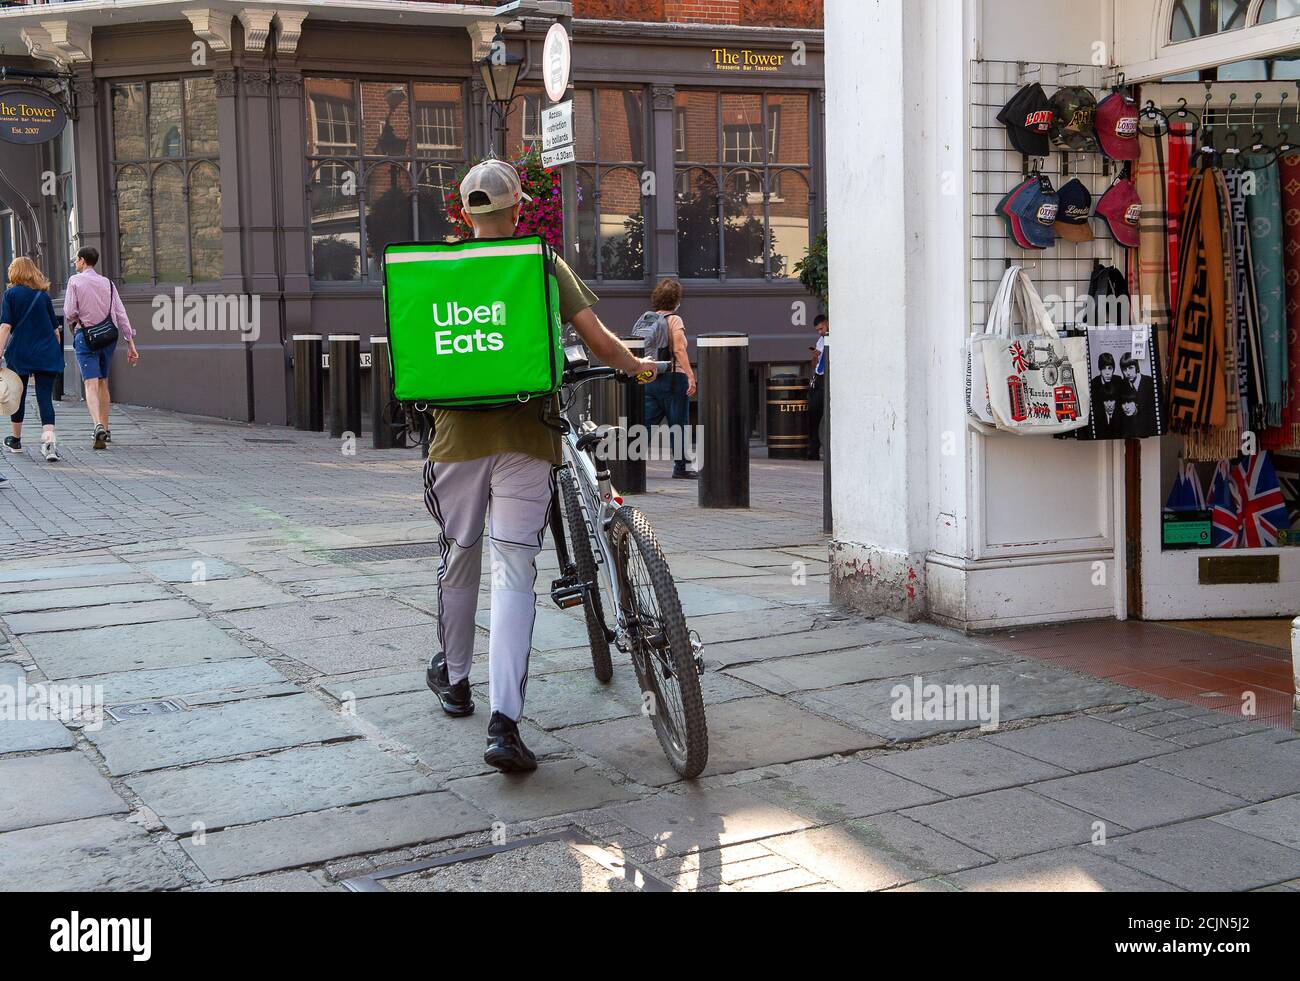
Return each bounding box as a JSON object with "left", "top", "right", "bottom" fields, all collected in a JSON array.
[{"left": 432, "top": 301, "right": 507, "bottom": 354}]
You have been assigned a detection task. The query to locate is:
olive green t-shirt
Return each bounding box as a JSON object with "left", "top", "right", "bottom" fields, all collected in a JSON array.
[{"left": 428, "top": 254, "right": 598, "bottom": 465}]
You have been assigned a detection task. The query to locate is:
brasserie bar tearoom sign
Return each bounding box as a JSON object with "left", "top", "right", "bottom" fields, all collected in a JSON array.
[{"left": 0, "top": 87, "right": 67, "bottom": 145}]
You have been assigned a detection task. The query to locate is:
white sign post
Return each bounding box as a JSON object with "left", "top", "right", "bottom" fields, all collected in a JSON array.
[{"left": 543, "top": 22, "right": 571, "bottom": 103}]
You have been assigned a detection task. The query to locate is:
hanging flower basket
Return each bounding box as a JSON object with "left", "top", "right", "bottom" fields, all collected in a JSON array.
[{"left": 444, "top": 146, "right": 565, "bottom": 248}]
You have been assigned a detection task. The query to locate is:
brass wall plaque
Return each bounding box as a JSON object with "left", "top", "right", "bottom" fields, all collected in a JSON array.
[{"left": 1198, "top": 555, "right": 1281, "bottom": 585}]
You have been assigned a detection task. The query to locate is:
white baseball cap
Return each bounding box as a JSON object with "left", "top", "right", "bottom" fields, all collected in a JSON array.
[{"left": 459, "top": 159, "right": 533, "bottom": 215}]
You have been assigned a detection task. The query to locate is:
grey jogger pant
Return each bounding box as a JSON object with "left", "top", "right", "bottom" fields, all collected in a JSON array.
[{"left": 423, "top": 452, "right": 555, "bottom": 722}]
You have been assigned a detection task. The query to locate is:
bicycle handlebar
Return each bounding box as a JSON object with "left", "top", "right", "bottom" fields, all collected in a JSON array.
[{"left": 563, "top": 362, "right": 672, "bottom": 385}]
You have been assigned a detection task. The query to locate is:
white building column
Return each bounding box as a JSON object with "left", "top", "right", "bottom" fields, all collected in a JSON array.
[{"left": 824, "top": 0, "right": 972, "bottom": 621}]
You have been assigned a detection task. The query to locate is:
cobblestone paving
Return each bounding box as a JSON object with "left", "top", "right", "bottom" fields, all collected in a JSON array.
[{"left": 2, "top": 404, "right": 1299, "bottom": 892}]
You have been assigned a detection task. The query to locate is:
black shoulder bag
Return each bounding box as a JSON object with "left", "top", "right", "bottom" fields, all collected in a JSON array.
[{"left": 81, "top": 279, "right": 121, "bottom": 352}]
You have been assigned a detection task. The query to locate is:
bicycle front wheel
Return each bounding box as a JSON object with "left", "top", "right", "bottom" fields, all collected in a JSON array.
[{"left": 609, "top": 506, "right": 707, "bottom": 779}]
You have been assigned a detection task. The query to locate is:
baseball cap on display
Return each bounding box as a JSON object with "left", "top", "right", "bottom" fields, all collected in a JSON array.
[
  {"left": 1054, "top": 178, "right": 1095, "bottom": 242},
  {"left": 1005, "top": 174, "right": 1059, "bottom": 250},
  {"left": 1096, "top": 178, "right": 1142, "bottom": 249},
  {"left": 997, "top": 82, "right": 1055, "bottom": 156},
  {"left": 1050, "top": 86, "right": 1099, "bottom": 152},
  {"left": 458, "top": 159, "right": 533, "bottom": 214},
  {"left": 996, "top": 177, "right": 1043, "bottom": 250},
  {"left": 1095, "top": 91, "right": 1140, "bottom": 160}
]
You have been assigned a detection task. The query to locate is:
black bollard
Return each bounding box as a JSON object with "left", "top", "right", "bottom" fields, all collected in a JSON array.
[
  {"left": 613, "top": 337, "right": 647, "bottom": 494},
  {"left": 328, "top": 334, "right": 361, "bottom": 439},
  {"left": 822, "top": 337, "right": 832, "bottom": 534},
  {"left": 53, "top": 315, "right": 65, "bottom": 401},
  {"left": 293, "top": 334, "right": 324, "bottom": 432},
  {"left": 369, "top": 336, "right": 399, "bottom": 449},
  {"left": 697, "top": 333, "right": 749, "bottom": 509}
]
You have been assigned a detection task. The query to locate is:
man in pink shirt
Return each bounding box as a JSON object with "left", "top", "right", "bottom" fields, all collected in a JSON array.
[{"left": 63, "top": 247, "right": 140, "bottom": 450}]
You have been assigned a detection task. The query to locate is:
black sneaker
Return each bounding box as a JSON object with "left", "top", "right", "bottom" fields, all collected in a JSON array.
[
  {"left": 672, "top": 469, "right": 698, "bottom": 480},
  {"left": 484, "top": 712, "right": 538, "bottom": 773},
  {"left": 426, "top": 652, "right": 474, "bottom": 717},
  {"left": 92, "top": 425, "right": 107, "bottom": 451},
  {"left": 2, "top": 436, "right": 20, "bottom": 453}
]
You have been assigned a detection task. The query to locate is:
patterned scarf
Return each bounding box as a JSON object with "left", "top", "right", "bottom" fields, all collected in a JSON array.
[
  {"left": 1169, "top": 169, "right": 1228, "bottom": 433},
  {"left": 1135, "top": 129, "right": 1172, "bottom": 363},
  {"left": 1269, "top": 153, "right": 1300, "bottom": 449},
  {"left": 1243, "top": 154, "right": 1288, "bottom": 430},
  {"left": 1166, "top": 121, "right": 1197, "bottom": 368}
]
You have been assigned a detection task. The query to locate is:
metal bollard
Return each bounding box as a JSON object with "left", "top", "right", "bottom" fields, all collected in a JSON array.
[
  {"left": 293, "top": 334, "right": 324, "bottom": 432},
  {"left": 53, "top": 315, "right": 65, "bottom": 401},
  {"left": 697, "top": 333, "right": 749, "bottom": 509},
  {"left": 822, "top": 337, "right": 832, "bottom": 534},
  {"left": 328, "top": 334, "right": 361, "bottom": 439},
  {"left": 369, "top": 336, "right": 400, "bottom": 449},
  {"left": 613, "top": 336, "right": 647, "bottom": 495}
]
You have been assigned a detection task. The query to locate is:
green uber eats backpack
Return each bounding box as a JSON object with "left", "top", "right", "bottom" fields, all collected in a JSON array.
[{"left": 383, "top": 235, "right": 564, "bottom": 408}]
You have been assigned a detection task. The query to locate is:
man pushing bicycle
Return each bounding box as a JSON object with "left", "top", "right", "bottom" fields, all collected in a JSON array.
[{"left": 401, "top": 160, "right": 658, "bottom": 774}]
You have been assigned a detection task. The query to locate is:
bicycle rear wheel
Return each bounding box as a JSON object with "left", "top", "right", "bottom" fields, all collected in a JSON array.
[
  {"left": 559, "top": 468, "right": 613, "bottom": 683},
  {"left": 609, "top": 506, "right": 707, "bottom": 779}
]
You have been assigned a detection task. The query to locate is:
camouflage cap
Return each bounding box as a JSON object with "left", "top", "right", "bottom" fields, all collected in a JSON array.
[{"left": 1050, "top": 86, "right": 1099, "bottom": 153}]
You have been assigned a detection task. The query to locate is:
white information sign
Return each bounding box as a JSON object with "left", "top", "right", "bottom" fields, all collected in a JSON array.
[
  {"left": 542, "top": 144, "right": 576, "bottom": 168},
  {"left": 542, "top": 100, "right": 573, "bottom": 152}
]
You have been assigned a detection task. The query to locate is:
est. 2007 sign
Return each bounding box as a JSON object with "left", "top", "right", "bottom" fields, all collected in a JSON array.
[{"left": 0, "top": 87, "right": 68, "bottom": 145}]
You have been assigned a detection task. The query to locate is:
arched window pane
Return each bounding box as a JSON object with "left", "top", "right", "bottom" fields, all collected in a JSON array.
[
  {"left": 305, "top": 79, "right": 358, "bottom": 156},
  {"left": 310, "top": 163, "right": 360, "bottom": 281},
  {"left": 115, "top": 166, "right": 150, "bottom": 284},
  {"left": 149, "top": 81, "right": 183, "bottom": 158},
  {"left": 598, "top": 167, "right": 643, "bottom": 281},
  {"left": 723, "top": 170, "right": 766, "bottom": 278},
  {"left": 574, "top": 167, "right": 597, "bottom": 280},
  {"left": 768, "top": 170, "right": 809, "bottom": 279},
  {"left": 413, "top": 84, "right": 464, "bottom": 158},
  {"left": 189, "top": 162, "right": 223, "bottom": 283},
  {"left": 676, "top": 168, "right": 719, "bottom": 279},
  {"left": 1258, "top": 0, "right": 1300, "bottom": 23},
  {"left": 185, "top": 77, "right": 219, "bottom": 157},
  {"left": 111, "top": 84, "right": 146, "bottom": 160},
  {"left": 417, "top": 163, "right": 458, "bottom": 243},
  {"left": 152, "top": 164, "right": 187, "bottom": 282},
  {"left": 363, "top": 81, "right": 410, "bottom": 157},
  {"left": 365, "top": 162, "right": 412, "bottom": 278},
  {"left": 1170, "top": 0, "right": 1251, "bottom": 41}
]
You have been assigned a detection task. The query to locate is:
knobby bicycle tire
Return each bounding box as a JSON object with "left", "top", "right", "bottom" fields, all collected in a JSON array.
[
  {"left": 559, "top": 468, "right": 613, "bottom": 683},
  {"left": 609, "top": 505, "right": 708, "bottom": 779}
]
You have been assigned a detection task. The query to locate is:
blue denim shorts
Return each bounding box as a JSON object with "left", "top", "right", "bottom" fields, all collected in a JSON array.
[{"left": 73, "top": 330, "right": 117, "bottom": 381}]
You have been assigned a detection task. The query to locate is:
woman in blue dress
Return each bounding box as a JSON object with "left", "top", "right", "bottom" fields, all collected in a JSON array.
[{"left": 1, "top": 256, "right": 65, "bottom": 464}]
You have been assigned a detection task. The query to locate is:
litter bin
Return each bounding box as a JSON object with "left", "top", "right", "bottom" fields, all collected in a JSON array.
[{"left": 766, "top": 374, "right": 810, "bottom": 459}]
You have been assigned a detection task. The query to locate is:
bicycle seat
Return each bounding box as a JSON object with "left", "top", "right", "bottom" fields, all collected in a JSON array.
[{"left": 576, "top": 425, "right": 619, "bottom": 454}]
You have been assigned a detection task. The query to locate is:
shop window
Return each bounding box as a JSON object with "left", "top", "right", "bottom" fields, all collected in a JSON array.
[
  {"left": 674, "top": 90, "right": 812, "bottom": 280},
  {"left": 305, "top": 78, "right": 468, "bottom": 283},
  {"left": 1259, "top": 0, "right": 1300, "bottom": 23},
  {"left": 109, "top": 77, "right": 223, "bottom": 284},
  {"left": 1170, "top": 0, "right": 1252, "bottom": 42}
]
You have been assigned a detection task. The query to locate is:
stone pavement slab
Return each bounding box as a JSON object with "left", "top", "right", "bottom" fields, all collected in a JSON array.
[
  {"left": 0, "top": 663, "right": 75, "bottom": 754},
  {"left": 746, "top": 759, "right": 946, "bottom": 822},
  {"left": 1032, "top": 763, "right": 1249, "bottom": 831},
  {"left": 0, "top": 560, "right": 128, "bottom": 585},
  {"left": 220, "top": 597, "right": 431, "bottom": 646},
  {"left": 937, "top": 845, "right": 1183, "bottom": 892},
  {"left": 764, "top": 815, "right": 993, "bottom": 891},
  {"left": 558, "top": 695, "right": 884, "bottom": 786},
  {"left": 792, "top": 661, "right": 1142, "bottom": 743},
  {"left": 987, "top": 716, "right": 1181, "bottom": 772},
  {"left": 5, "top": 599, "right": 198, "bottom": 635},
  {"left": 448, "top": 759, "right": 641, "bottom": 823},
  {"left": 697, "top": 548, "right": 816, "bottom": 568},
  {"left": 127, "top": 740, "right": 440, "bottom": 833},
  {"left": 673, "top": 581, "right": 783, "bottom": 617},
  {"left": 181, "top": 792, "right": 492, "bottom": 880},
  {"left": 0, "top": 816, "right": 187, "bottom": 891},
  {"left": 141, "top": 557, "right": 243, "bottom": 583},
  {"left": 724, "top": 639, "right": 1010, "bottom": 694},
  {"left": 901, "top": 787, "right": 1119, "bottom": 860},
  {"left": 320, "top": 670, "right": 432, "bottom": 703},
  {"left": 86, "top": 694, "right": 352, "bottom": 775},
  {"left": 177, "top": 577, "right": 299, "bottom": 612},
  {"left": 682, "top": 607, "right": 845, "bottom": 646},
  {"left": 1209, "top": 794, "right": 1300, "bottom": 850},
  {"left": 1096, "top": 820, "right": 1300, "bottom": 891},
  {"left": 0, "top": 568, "right": 146, "bottom": 595},
  {"left": 867, "top": 739, "right": 1071, "bottom": 797},
  {"left": 0, "top": 581, "right": 171, "bottom": 614},
  {"left": 1140, "top": 732, "right": 1300, "bottom": 803},
  {"left": 64, "top": 658, "right": 290, "bottom": 704},
  {"left": 609, "top": 785, "right": 815, "bottom": 857},
  {"left": 0, "top": 752, "right": 128, "bottom": 832},
  {"left": 272, "top": 624, "right": 457, "bottom": 675},
  {"left": 204, "top": 871, "right": 331, "bottom": 892},
  {"left": 22, "top": 618, "right": 256, "bottom": 679},
  {"left": 706, "top": 620, "right": 926, "bottom": 668},
  {"left": 475, "top": 605, "right": 589, "bottom": 652}
]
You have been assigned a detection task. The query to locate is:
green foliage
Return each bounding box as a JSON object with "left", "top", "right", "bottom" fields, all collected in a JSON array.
[{"left": 793, "top": 228, "right": 828, "bottom": 307}]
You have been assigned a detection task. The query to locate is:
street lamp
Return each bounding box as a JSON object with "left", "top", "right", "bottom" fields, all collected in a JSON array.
[{"left": 478, "top": 26, "right": 524, "bottom": 154}]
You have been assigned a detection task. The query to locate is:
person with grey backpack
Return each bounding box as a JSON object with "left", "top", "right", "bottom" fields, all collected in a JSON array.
[{"left": 634, "top": 279, "right": 697, "bottom": 479}]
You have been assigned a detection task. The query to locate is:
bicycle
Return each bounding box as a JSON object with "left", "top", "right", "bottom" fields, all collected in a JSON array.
[{"left": 546, "top": 344, "right": 708, "bottom": 779}]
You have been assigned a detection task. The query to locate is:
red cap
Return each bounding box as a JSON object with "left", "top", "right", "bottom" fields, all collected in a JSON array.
[
  {"left": 1096, "top": 179, "right": 1141, "bottom": 249},
  {"left": 1095, "top": 92, "right": 1140, "bottom": 161}
]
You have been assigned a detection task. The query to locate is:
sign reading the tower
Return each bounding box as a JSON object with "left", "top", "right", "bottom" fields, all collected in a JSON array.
[{"left": 0, "top": 87, "right": 67, "bottom": 145}]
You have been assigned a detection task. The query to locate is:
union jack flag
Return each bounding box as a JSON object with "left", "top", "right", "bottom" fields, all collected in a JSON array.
[
  {"left": 1230, "top": 452, "right": 1292, "bottom": 549},
  {"left": 1207, "top": 461, "right": 1239, "bottom": 549}
]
